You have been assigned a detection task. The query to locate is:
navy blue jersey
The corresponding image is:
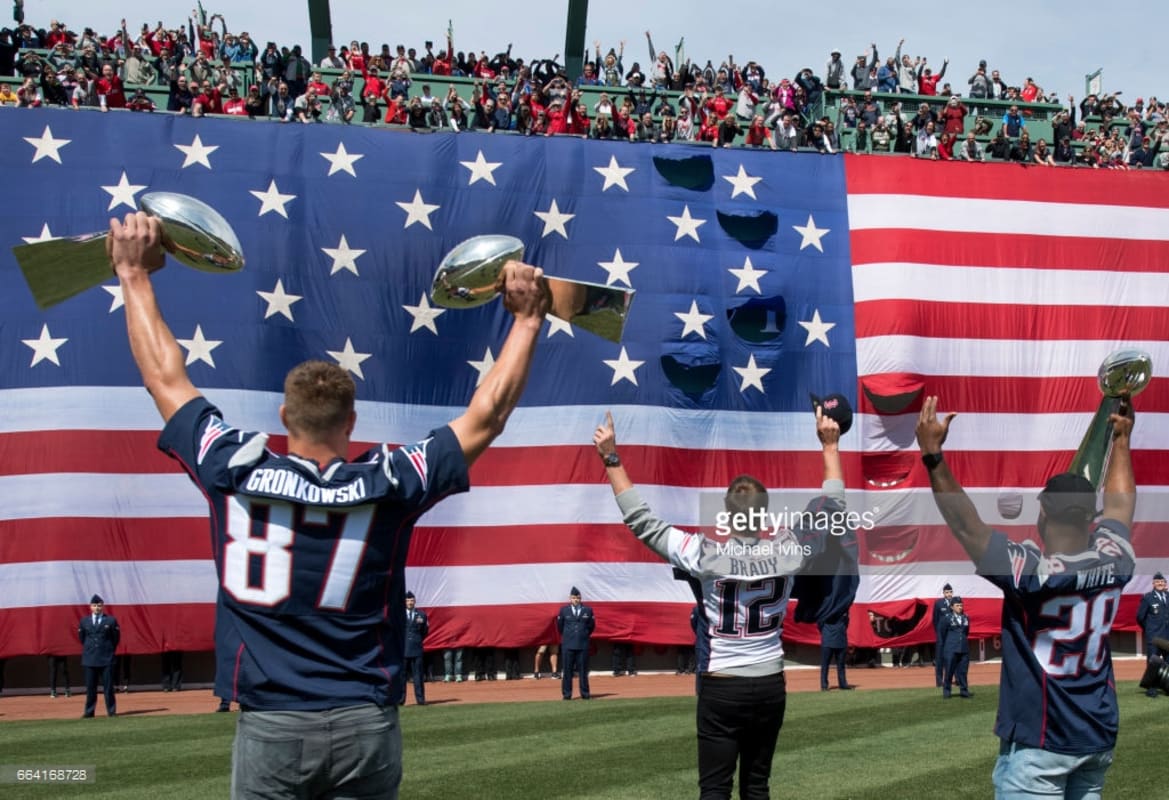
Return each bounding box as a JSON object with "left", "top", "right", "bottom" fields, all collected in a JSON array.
[
  {"left": 977, "top": 521, "right": 1134, "bottom": 754},
  {"left": 159, "top": 396, "right": 469, "bottom": 710}
]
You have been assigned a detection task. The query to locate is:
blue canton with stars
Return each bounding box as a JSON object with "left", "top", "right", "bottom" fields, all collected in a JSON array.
[{"left": 1, "top": 111, "right": 856, "bottom": 412}]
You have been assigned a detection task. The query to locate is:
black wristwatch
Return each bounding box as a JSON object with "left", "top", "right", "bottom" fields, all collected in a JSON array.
[
  {"left": 922, "top": 452, "right": 944, "bottom": 471},
  {"left": 602, "top": 452, "right": 621, "bottom": 468}
]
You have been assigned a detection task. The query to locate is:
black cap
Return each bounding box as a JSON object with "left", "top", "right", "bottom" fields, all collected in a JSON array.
[
  {"left": 90, "top": 594, "right": 104, "bottom": 604},
  {"left": 1155, "top": 572, "right": 1165, "bottom": 581},
  {"left": 1038, "top": 473, "right": 1098, "bottom": 522},
  {"left": 570, "top": 586, "right": 581, "bottom": 597},
  {"left": 810, "top": 393, "right": 853, "bottom": 435},
  {"left": 405, "top": 591, "right": 415, "bottom": 600},
  {"left": 943, "top": 583, "right": 953, "bottom": 592},
  {"left": 951, "top": 597, "right": 964, "bottom": 606}
]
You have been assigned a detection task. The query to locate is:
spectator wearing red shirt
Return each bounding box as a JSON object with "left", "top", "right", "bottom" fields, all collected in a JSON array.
[
  {"left": 939, "top": 96, "right": 968, "bottom": 135},
  {"left": 937, "top": 131, "right": 957, "bottom": 160},
  {"left": 1021, "top": 77, "right": 1042, "bottom": 104},
  {"left": 346, "top": 40, "right": 366, "bottom": 75},
  {"left": 745, "top": 115, "right": 776, "bottom": 149},
  {"left": 222, "top": 86, "right": 246, "bottom": 115},
  {"left": 308, "top": 72, "right": 330, "bottom": 96},
  {"left": 96, "top": 64, "right": 127, "bottom": 111},
  {"left": 192, "top": 81, "right": 223, "bottom": 117},
  {"left": 44, "top": 20, "right": 70, "bottom": 49},
  {"left": 705, "top": 85, "right": 731, "bottom": 121},
  {"left": 473, "top": 55, "right": 496, "bottom": 80},
  {"left": 917, "top": 60, "right": 947, "bottom": 96},
  {"left": 362, "top": 68, "right": 385, "bottom": 123}
]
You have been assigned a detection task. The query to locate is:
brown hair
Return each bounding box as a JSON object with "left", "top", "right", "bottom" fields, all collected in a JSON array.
[{"left": 282, "top": 360, "right": 355, "bottom": 439}]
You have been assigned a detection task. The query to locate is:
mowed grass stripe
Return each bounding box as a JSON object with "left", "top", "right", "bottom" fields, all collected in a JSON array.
[{"left": 0, "top": 683, "right": 1166, "bottom": 799}]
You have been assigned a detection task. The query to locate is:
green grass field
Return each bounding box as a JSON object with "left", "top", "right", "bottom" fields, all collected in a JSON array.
[{"left": 2, "top": 683, "right": 1166, "bottom": 799}]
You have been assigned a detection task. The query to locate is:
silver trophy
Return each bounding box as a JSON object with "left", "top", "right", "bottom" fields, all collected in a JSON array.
[
  {"left": 1068, "top": 349, "right": 1153, "bottom": 488},
  {"left": 432, "top": 235, "right": 634, "bottom": 342},
  {"left": 12, "top": 192, "right": 245, "bottom": 309}
]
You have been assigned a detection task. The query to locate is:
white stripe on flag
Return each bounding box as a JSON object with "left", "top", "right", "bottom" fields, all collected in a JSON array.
[
  {"left": 852, "top": 263, "right": 1169, "bottom": 307},
  {"left": 847, "top": 195, "right": 1169, "bottom": 240},
  {"left": 857, "top": 336, "right": 1169, "bottom": 379}
]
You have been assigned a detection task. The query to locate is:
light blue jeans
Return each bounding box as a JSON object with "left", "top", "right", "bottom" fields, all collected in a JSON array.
[
  {"left": 231, "top": 704, "right": 400, "bottom": 799},
  {"left": 993, "top": 740, "right": 1114, "bottom": 800}
]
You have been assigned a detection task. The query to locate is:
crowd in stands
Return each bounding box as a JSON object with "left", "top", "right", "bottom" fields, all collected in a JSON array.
[{"left": 3, "top": 10, "right": 1169, "bottom": 169}]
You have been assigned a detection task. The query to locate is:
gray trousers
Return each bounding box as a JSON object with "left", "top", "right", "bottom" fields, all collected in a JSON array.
[{"left": 231, "top": 704, "right": 401, "bottom": 800}]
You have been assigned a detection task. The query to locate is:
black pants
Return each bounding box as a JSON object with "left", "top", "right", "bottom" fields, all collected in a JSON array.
[
  {"left": 84, "top": 664, "right": 116, "bottom": 716},
  {"left": 49, "top": 655, "right": 71, "bottom": 693},
  {"left": 819, "top": 646, "right": 846, "bottom": 689},
  {"left": 696, "top": 672, "right": 786, "bottom": 800},
  {"left": 161, "top": 651, "right": 183, "bottom": 691},
  {"left": 562, "top": 648, "right": 590, "bottom": 699}
]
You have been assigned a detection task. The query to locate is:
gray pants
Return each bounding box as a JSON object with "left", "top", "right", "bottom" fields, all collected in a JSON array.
[{"left": 231, "top": 704, "right": 401, "bottom": 800}]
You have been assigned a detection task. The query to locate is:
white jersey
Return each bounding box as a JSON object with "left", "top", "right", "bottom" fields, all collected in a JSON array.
[{"left": 616, "top": 481, "right": 846, "bottom": 676}]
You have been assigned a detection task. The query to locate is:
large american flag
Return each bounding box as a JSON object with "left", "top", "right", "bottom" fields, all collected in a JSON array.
[{"left": 0, "top": 110, "right": 1164, "bottom": 658}]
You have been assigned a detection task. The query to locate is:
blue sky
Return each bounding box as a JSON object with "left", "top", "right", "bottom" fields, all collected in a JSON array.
[{"left": 34, "top": 1, "right": 1161, "bottom": 103}]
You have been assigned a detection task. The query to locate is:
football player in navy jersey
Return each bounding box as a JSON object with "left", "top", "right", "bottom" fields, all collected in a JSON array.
[
  {"left": 108, "top": 212, "right": 550, "bottom": 800},
  {"left": 916, "top": 395, "right": 1135, "bottom": 800},
  {"left": 595, "top": 407, "right": 854, "bottom": 800}
]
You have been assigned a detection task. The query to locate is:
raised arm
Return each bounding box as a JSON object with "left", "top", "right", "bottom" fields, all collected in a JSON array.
[
  {"left": 110, "top": 212, "right": 200, "bottom": 422},
  {"left": 1101, "top": 401, "right": 1135, "bottom": 528},
  {"left": 815, "top": 406, "right": 844, "bottom": 503},
  {"left": 447, "top": 262, "right": 550, "bottom": 465},
  {"left": 594, "top": 411, "right": 673, "bottom": 560},
  {"left": 915, "top": 395, "right": 993, "bottom": 562}
]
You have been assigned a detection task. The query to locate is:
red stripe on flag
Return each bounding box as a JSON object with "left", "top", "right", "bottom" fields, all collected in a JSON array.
[
  {"left": 857, "top": 374, "right": 1169, "bottom": 415},
  {"left": 844, "top": 153, "right": 1169, "bottom": 207},
  {"left": 850, "top": 229, "right": 1169, "bottom": 272},
  {"left": 0, "top": 518, "right": 214, "bottom": 563},
  {"left": 0, "top": 603, "right": 215, "bottom": 657},
  {"left": 855, "top": 299, "right": 1169, "bottom": 341}
]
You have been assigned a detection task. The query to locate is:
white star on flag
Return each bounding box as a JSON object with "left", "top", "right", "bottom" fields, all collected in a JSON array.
[
  {"left": 674, "top": 300, "right": 714, "bottom": 339},
  {"left": 257, "top": 279, "right": 303, "bottom": 321},
  {"left": 723, "top": 165, "right": 762, "bottom": 199},
  {"left": 322, "top": 234, "right": 366, "bottom": 276},
  {"left": 460, "top": 150, "right": 503, "bottom": 186},
  {"left": 177, "top": 325, "right": 223, "bottom": 367},
  {"left": 174, "top": 134, "right": 219, "bottom": 169},
  {"left": 733, "top": 354, "right": 771, "bottom": 394},
  {"left": 320, "top": 142, "right": 364, "bottom": 177},
  {"left": 327, "top": 338, "right": 373, "bottom": 379},
  {"left": 22, "top": 324, "right": 67, "bottom": 367},
  {"left": 396, "top": 189, "right": 441, "bottom": 230},
  {"left": 593, "top": 155, "right": 635, "bottom": 191},
  {"left": 534, "top": 199, "right": 575, "bottom": 239},
  {"left": 728, "top": 256, "right": 768, "bottom": 294},
  {"left": 24, "top": 126, "right": 71, "bottom": 164},
  {"left": 667, "top": 205, "right": 707, "bottom": 242},
  {"left": 467, "top": 348, "right": 496, "bottom": 387},
  {"left": 403, "top": 292, "right": 445, "bottom": 334},
  {"left": 101, "top": 172, "right": 147, "bottom": 211},
  {"left": 103, "top": 285, "right": 124, "bottom": 312},
  {"left": 546, "top": 316, "right": 574, "bottom": 338},
  {"left": 597, "top": 249, "right": 639, "bottom": 287},
  {"left": 793, "top": 213, "right": 830, "bottom": 252},
  {"left": 21, "top": 223, "right": 57, "bottom": 244},
  {"left": 250, "top": 180, "right": 297, "bottom": 218},
  {"left": 798, "top": 309, "right": 836, "bottom": 347},
  {"left": 603, "top": 347, "right": 645, "bottom": 386}
]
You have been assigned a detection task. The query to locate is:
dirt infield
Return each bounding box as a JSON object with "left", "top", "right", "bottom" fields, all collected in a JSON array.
[{"left": 0, "top": 659, "right": 1151, "bottom": 721}]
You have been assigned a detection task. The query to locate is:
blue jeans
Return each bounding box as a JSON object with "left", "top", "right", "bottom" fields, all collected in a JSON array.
[
  {"left": 993, "top": 740, "right": 1113, "bottom": 800},
  {"left": 231, "top": 704, "right": 400, "bottom": 800}
]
